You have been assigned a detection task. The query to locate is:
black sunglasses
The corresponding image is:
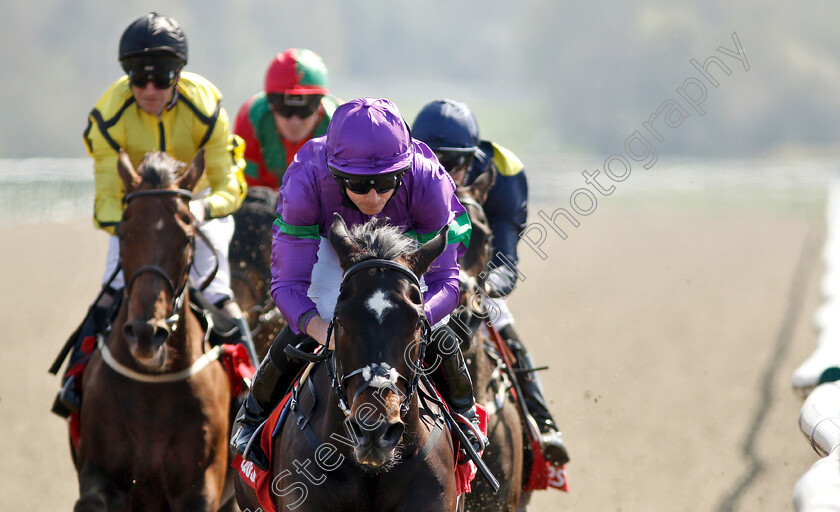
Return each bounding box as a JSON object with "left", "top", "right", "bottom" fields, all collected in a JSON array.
[
  {"left": 268, "top": 94, "right": 322, "bottom": 119},
  {"left": 331, "top": 168, "right": 407, "bottom": 195},
  {"left": 435, "top": 151, "right": 474, "bottom": 174},
  {"left": 128, "top": 70, "right": 178, "bottom": 89}
]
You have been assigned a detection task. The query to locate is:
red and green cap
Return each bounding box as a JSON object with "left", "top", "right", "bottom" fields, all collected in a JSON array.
[{"left": 264, "top": 48, "right": 329, "bottom": 96}]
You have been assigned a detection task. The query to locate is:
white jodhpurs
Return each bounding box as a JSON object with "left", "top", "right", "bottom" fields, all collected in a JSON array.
[
  {"left": 102, "top": 215, "right": 235, "bottom": 304},
  {"left": 307, "top": 238, "right": 344, "bottom": 320},
  {"left": 483, "top": 296, "right": 515, "bottom": 331},
  {"left": 308, "top": 237, "right": 449, "bottom": 328}
]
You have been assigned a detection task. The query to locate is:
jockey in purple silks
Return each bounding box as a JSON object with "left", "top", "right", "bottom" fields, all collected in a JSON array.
[{"left": 230, "top": 97, "right": 486, "bottom": 470}]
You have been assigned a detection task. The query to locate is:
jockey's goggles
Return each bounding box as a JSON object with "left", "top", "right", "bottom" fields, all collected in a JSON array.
[
  {"left": 435, "top": 150, "right": 475, "bottom": 175},
  {"left": 330, "top": 167, "right": 408, "bottom": 195},
  {"left": 268, "top": 93, "right": 322, "bottom": 119},
  {"left": 128, "top": 69, "right": 178, "bottom": 89}
]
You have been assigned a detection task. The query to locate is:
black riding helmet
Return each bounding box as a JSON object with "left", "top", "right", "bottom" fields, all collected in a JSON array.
[{"left": 119, "top": 13, "right": 188, "bottom": 73}]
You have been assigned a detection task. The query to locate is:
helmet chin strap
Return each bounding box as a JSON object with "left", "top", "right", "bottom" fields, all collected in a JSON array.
[{"left": 165, "top": 83, "right": 180, "bottom": 111}]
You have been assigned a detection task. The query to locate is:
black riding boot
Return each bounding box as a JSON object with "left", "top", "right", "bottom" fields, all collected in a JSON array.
[
  {"left": 217, "top": 297, "right": 260, "bottom": 369},
  {"left": 501, "top": 325, "right": 570, "bottom": 466},
  {"left": 429, "top": 325, "right": 488, "bottom": 458},
  {"left": 51, "top": 301, "right": 113, "bottom": 418},
  {"left": 230, "top": 326, "right": 313, "bottom": 470}
]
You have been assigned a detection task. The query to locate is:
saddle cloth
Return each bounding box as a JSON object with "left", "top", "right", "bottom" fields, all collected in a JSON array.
[
  {"left": 521, "top": 417, "right": 570, "bottom": 493},
  {"left": 525, "top": 452, "right": 569, "bottom": 493},
  {"left": 231, "top": 391, "right": 293, "bottom": 512}
]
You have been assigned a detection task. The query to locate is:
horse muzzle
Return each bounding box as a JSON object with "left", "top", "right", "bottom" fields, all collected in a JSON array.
[
  {"left": 347, "top": 415, "right": 405, "bottom": 468},
  {"left": 123, "top": 319, "right": 170, "bottom": 363}
]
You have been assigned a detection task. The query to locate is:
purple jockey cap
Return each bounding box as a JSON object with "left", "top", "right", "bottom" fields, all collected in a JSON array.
[{"left": 326, "top": 98, "right": 413, "bottom": 176}]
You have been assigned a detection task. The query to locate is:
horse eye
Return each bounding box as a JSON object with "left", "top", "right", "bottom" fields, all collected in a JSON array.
[{"left": 407, "top": 285, "right": 422, "bottom": 305}]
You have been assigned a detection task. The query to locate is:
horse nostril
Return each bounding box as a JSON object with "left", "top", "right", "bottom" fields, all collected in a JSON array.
[
  {"left": 152, "top": 325, "right": 170, "bottom": 344},
  {"left": 348, "top": 417, "right": 368, "bottom": 446},
  {"left": 379, "top": 421, "right": 404, "bottom": 449},
  {"left": 122, "top": 321, "right": 163, "bottom": 344}
]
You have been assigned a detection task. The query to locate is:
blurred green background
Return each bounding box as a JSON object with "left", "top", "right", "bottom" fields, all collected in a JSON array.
[{"left": 2, "top": 0, "right": 835, "bottom": 160}]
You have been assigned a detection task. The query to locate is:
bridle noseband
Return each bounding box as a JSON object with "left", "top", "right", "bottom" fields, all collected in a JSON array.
[{"left": 325, "top": 258, "right": 432, "bottom": 418}]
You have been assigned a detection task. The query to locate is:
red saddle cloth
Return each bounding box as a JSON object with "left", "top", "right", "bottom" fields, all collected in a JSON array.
[
  {"left": 67, "top": 342, "right": 255, "bottom": 449},
  {"left": 232, "top": 391, "right": 292, "bottom": 512},
  {"left": 523, "top": 443, "right": 570, "bottom": 493},
  {"left": 233, "top": 394, "right": 489, "bottom": 512},
  {"left": 220, "top": 343, "right": 257, "bottom": 396},
  {"left": 520, "top": 417, "right": 569, "bottom": 493}
]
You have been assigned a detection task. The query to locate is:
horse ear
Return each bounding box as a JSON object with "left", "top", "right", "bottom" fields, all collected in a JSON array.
[
  {"left": 117, "top": 149, "right": 142, "bottom": 193},
  {"left": 177, "top": 148, "right": 205, "bottom": 191},
  {"left": 329, "top": 213, "right": 360, "bottom": 270},
  {"left": 465, "top": 165, "right": 496, "bottom": 205},
  {"left": 407, "top": 225, "right": 448, "bottom": 277}
]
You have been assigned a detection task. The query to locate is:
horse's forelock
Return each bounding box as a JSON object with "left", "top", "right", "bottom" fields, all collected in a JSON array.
[
  {"left": 138, "top": 152, "right": 182, "bottom": 188},
  {"left": 348, "top": 219, "right": 415, "bottom": 262}
]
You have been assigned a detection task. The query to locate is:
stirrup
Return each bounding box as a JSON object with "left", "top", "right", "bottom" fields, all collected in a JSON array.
[
  {"left": 459, "top": 421, "right": 487, "bottom": 450},
  {"left": 238, "top": 423, "right": 269, "bottom": 471},
  {"left": 51, "top": 376, "right": 81, "bottom": 418},
  {"left": 539, "top": 429, "right": 570, "bottom": 466}
]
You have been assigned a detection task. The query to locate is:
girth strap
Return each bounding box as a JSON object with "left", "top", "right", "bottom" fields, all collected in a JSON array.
[{"left": 291, "top": 376, "right": 323, "bottom": 448}]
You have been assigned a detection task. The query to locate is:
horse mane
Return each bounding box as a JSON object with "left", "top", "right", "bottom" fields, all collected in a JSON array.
[
  {"left": 347, "top": 217, "right": 416, "bottom": 262},
  {"left": 138, "top": 152, "right": 182, "bottom": 187}
]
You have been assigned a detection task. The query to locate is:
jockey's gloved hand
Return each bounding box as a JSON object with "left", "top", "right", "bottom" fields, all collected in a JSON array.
[
  {"left": 483, "top": 266, "right": 517, "bottom": 298},
  {"left": 189, "top": 199, "right": 209, "bottom": 224},
  {"left": 458, "top": 272, "right": 478, "bottom": 297}
]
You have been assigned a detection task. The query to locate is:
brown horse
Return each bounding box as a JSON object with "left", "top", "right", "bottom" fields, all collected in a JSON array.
[
  {"left": 73, "top": 150, "right": 232, "bottom": 512},
  {"left": 451, "top": 168, "right": 528, "bottom": 512},
  {"left": 229, "top": 186, "right": 286, "bottom": 359},
  {"left": 235, "top": 214, "right": 460, "bottom": 512}
]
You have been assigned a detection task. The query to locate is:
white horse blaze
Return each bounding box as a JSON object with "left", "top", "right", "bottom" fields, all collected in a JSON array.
[{"left": 366, "top": 289, "right": 396, "bottom": 324}]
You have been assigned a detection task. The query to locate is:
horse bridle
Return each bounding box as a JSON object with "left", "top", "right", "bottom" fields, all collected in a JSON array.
[
  {"left": 121, "top": 188, "right": 212, "bottom": 332},
  {"left": 323, "top": 258, "right": 432, "bottom": 418},
  {"left": 456, "top": 196, "right": 482, "bottom": 210}
]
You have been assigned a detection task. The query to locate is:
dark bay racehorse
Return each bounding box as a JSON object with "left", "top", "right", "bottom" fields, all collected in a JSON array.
[
  {"left": 235, "top": 214, "right": 459, "bottom": 512},
  {"left": 229, "top": 186, "right": 286, "bottom": 359},
  {"left": 452, "top": 168, "right": 528, "bottom": 512},
  {"left": 73, "top": 150, "right": 232, "bottom": 512}
]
